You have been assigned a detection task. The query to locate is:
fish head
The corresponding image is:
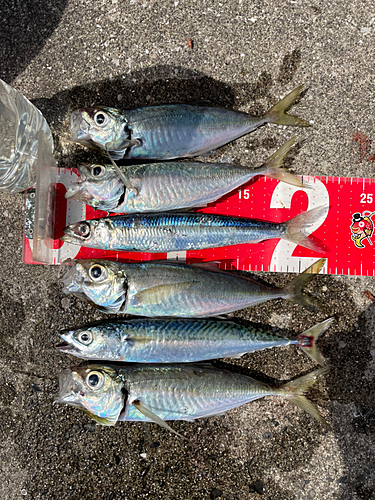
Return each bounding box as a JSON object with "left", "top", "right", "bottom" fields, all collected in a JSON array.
[
  {"left": 70, "top": 106, "right": 130, "bottom": 158},
  {"left": 57, "top": 324, "right": 123, "bottom": 361},
  {"left": 61, "top": 259, "right": 127, "bottom": 313},
  {"left": 57, "top": 365, "right": 125, "bottom": 425},
  {"left": 61, "top": 218, "right": 114, "bottom": 249},
  {"left": 65, "top": 163, "right": 125, "bottom": 211}
]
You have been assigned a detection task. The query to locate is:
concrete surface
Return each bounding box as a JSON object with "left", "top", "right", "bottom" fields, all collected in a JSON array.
[{"left": 1, "top": 0, "right": 375, "bottom": 499}]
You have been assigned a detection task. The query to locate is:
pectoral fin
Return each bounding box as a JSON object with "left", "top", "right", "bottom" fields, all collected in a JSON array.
[
  {"left": 134, "top": 282, "right": 197, "bottom": 305},
  {"left": 106, "top": 149, "right": 137, "bottom": 192},
  {"left": 132, "top": 400, "right": 183, "bottom": 438}
]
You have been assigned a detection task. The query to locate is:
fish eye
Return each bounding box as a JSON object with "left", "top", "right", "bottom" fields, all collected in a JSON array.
[
  {"left": 359, "top": 221, "right": 365, "bottom": 228},
  {"left": 94, "top": 111, "right": 108, "bottom": 126},
  {"left": 91, "top": 165, "right": 106, "bottom": 178},
  {"left": 77, "top": 222, "right": 90, "bottom": 238},
  {"left": 89, "top": 264, "right": 107, "bottom": 281},
  {"left": 77, "top": 330, "right": 93, "bottom": 345},
  {"left": 86, "top": 371, "right": 104, "bottom": 390}
]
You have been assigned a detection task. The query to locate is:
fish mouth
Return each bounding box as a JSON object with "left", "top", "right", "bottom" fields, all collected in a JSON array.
[
  {"left": 61, "top": 260, "right": 85, "bottom": 293},
  {"left": 56, "top": 332, "right": 82, "bottom": 356},
  {"left": 57, "top": 369, "right": 82, "bottom": 406},
  {"left": 65, "top": 186, "right": 94, "bottom": 202},
  {"left": 61, "top": 222, "right": 89, "bottom": 245},
  {"left": 56, "top": 340, "right": 73, "bottom": 351},
  {"left": 70, "top": 109, "right": 90, "bottom": 142},
  {"left": 61, "top": 229, "right": 77, "bottom": 244}
]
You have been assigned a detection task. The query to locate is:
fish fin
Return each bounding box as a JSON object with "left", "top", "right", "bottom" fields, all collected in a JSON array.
[
  {"left": 133, "top": 282, "right": 198, "bottom": 305},
  {"left": 281, "top": 366, "right": 330, "bottom": 426},
  {"left": 296, "top": 318, "right": 334, "bottom": 365},
  {"left": 265, "top": 85, "right": 310, "bottom": 127},
  {"left": 261, "top": 136, "right": 304, "bottom": 188},
  {"left": 283, "top": 258, "right": 326, "bottom": 312},
  {"left": 132, "top": 400, "right": 183, "bottom": 438},
  {"left": 282, "top": 206, "right": 330, "bottom": 253},
  {"left": 209, "top": 410, "right": 228, "bottom": 418},
  {"left": 105, "top": 149, "right": 136, "bottom": 191},
  {"left": 82, "top": 409, "right": 116, "bottom": 426}
]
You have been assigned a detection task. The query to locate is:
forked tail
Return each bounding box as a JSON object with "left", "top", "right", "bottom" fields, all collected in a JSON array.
[
  {"left": 295, "top": 318, "right": 334, "bottom": 365},
  {"left": 259, "top": 136, "right": 304, "bottom": 188},
  {"left": 265, "top": 85, "right": 310, "bottom": 127},
  {"left": 280, "top": 366, "right": 330, "bottom": 426},
  {"left": 282, "top": 206, "right": 329, "bottom": 253},
  {"left": 282, "top": 258, "right": 326, "bottom": 312}
]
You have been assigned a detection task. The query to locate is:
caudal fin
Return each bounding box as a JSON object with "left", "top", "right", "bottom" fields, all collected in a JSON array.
[
  {"left": 280, "top": 366, "right": 330, "bottom": 426},
  {"left": 296, "top": 318, "right": 334, "bottom": 365},
  {"left": 260, "top": 136, "right": 304, "bottom": 188},
  {"left": 265, "top": 85, "right": 310, "bottom": 127},
  {"left": 283, "top": 258, "right": 326, "bottom": 312},
  {"left": 282, "top": 206, "right": 329, "bottom": 253}
]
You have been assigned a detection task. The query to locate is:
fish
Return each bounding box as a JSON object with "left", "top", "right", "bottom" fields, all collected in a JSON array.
[
  {"left": 70, "top": 85, "right": 309, "bottom": 160},
  {"left": 61, "top": 258, "right": 326, "bottom": 317},
  {"left": 56, "top": 317, "right": 333, "bottom": 364},
  {"left": 61, "top": 206, "right": 327, "bottom": 254},
  {"left": 64, "top": 136, "right": 304, "bottom": 213},
  {"left": 57, "top": 363, "right": 330, "bottom": 432}
]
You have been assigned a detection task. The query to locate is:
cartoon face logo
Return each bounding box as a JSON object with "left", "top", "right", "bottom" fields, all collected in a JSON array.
[{"left": 350, "top": 211, "right": 375, "bottom": 248}]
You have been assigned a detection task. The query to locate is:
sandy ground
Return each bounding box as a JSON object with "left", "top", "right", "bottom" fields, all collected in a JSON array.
[{"left": 1, "top": 0, "right": 375, "bottom": 499}]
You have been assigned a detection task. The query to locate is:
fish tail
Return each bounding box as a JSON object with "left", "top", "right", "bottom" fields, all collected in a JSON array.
[
  {"left": 282, "top": 258, "right": 326, "bottom": 312},
  {"left": 282, "top": 206, "right": 329, "bottom": 253},
  {"left": 295, "top": 318, "right": 334, "bottom": 365},
  {"left": 261, "top": 136, "right": 303, "bottom": 188},
  {"left": 264, "top": 85, "right": 310, "bottom": 127},
  {"left": 280, "top": 366, "right": 330, "bottom": 426}
]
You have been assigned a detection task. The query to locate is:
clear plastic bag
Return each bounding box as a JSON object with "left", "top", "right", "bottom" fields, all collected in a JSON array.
[{"left": 0, "top": 78, "right": 54, "bottom": 192}]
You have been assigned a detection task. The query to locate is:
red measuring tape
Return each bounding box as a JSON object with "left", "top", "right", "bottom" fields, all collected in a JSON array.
[{"left": 23, "top": 168, "right": 375, "bottom": 276}]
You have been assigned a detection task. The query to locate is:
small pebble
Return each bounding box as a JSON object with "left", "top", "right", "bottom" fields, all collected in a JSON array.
[
  {"left": 249, "top": 480, "right": 265, "bottom": 494},
  {"left": 61, "top": 297, "right": 70, "bottom": 310},
  {"left": 107, "top": 493, "right": 114, "bottom": 500},
  {"left": 262, "top": 431, "right": 272, "bottom": 439},
  {"left": 83, "top": 424, "right": 96, "bottom": 432},
  {"left": 210, "top": 488, "right": 223, "bottom": 499},
  {"left": 30, "top": 382, "right": 41, "bottom": 392},
  {"left": 21, "top": 490, "right": 27, "bottom": 496},
  {"left": 140, "top": 453, "right": 147, "bottom": 459}
]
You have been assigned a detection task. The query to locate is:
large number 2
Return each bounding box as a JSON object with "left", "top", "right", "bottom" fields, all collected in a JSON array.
[{"left": 269, "top": 176, "right": 329, "bottom": 272}]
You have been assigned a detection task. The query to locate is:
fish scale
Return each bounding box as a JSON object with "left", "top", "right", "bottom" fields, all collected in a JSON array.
[
  {"left": 62, "top": 259, "right": 325, "bottom": 318},
  {"left": 120, "top": 365, "right": 271, "bottom": 421},
  {"left": 58, "top": 364, "right": 329, "bottom": 428},
  {"left": 58, "top": 318, "right": 298, "bottom": 363},
  {"left": 63, "top": 212, "right": 284, "bottom": 253},
  {"left": 65, "top": 137, "right": 302, "bottom": 214},
  {"left": 70, "top": 86, "right": 309, "bottom": 160}
]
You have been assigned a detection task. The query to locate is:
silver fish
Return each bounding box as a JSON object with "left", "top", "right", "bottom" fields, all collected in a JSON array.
[
  {"left": 57, "top": 363, "right": 329, "bottom": 432},
  {"left": 61, "top": 258, "right": 326, "bottom": 317},
  {"left": 70, "top": 86, "right": 309, "bottom": 160},
  {"left": 56, "top": 317, "right": 333, "bottom": 364},
  {"left": 61, "top": 207, "right": 327, "bottom": 254},
  {"left": 64, "top": 137, "right": 303, "bottom": 213}
]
